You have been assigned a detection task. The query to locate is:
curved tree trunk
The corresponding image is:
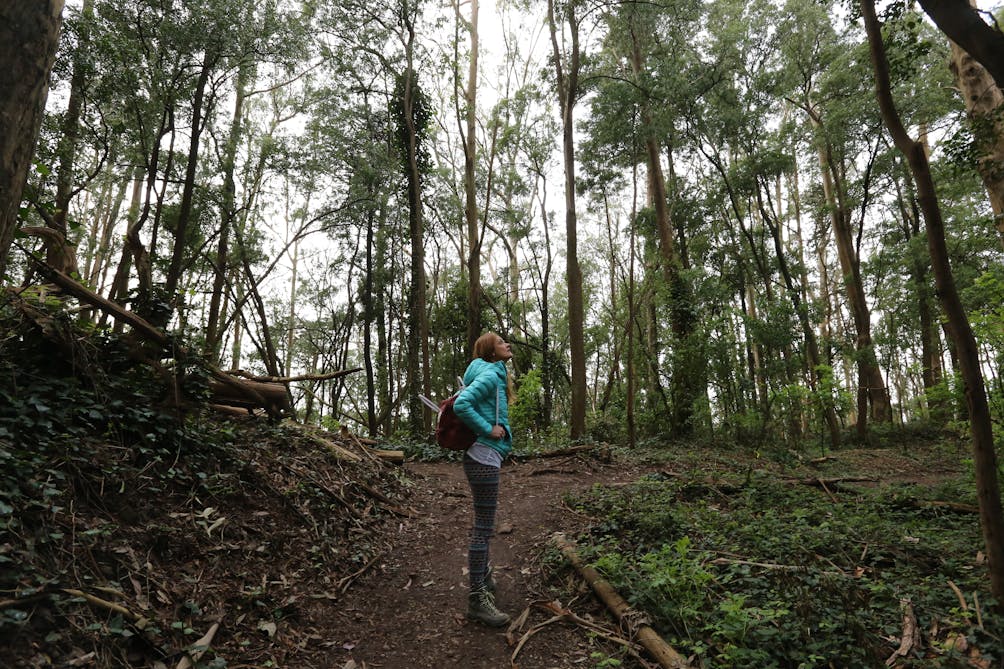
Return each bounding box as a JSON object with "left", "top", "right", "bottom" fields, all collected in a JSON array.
[
  {"left": 863, "top": 0, "right": 1004, "bottom": 608},
  {"left": 0, "top": 0, "right": 65, "bottom": 278}
]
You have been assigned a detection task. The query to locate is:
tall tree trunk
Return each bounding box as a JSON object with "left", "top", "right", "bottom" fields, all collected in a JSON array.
[
  {"left": 812, "top": 135, "right": 891, "bottom": 432},
  {"left": 548, "top": 0, "right": 587, "bottom": 439},
  {"left": 49, "top": 0, "right": 93, "bottom": 274},
  {"left": 82, "top": 142, "right": 125, "bottom": 288},
  {"left": 207, "top": 61, "right": 250, "bottom": 363},
  {"left": 863, "top": 0, "right": 1004, "bottom": 607},
  {"left": 894, "top": 168, "right": 946, "bottom": 416},
  {"left": 399, "top": 56, "right": 432, "bottom": 435},
  {"left": 284, "top": 237, "right": 300, "bottom": 376},
  {"left": 459, "top": 0, "right": 482, "bottom": 353},
  {"left": 629, "top": 27, "right": 701, "bottom": 436},
  {"left": 164, "top": 49, "right": 216, "bottom": 319},
  {"left": 363, "top": 199, "right": 378, "bottom": 437},
  {"left": 107, "top": 113, "right": 171, "bottom": 321},
  {"left": 375, "top": 209, "right": 392, "bottom": 437},
  {"left": 0, "top": 0, "right": 64, "bottom": 277},
  {"left": 534, "top": 171, "right": 555, "bottom": 427},
  {"left": 948, "top": 24, "right": 1004, "bottom": 250},
  {"left": 626, "top": 163, "right": 639, "bottom": 448},
  {"left": 755, "top": 189, "right": 841, "bottom": 448}
]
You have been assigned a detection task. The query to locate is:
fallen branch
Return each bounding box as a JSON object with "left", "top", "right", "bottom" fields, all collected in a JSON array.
[
  {"left": 337, "top": 553, "right": 383, "bottom": 592},
  {"left": 288, "top": 423, "right": 362, "bottom": 462},
  {"left": 553, "top": 533, "right": 691, "bottom": 669},
  {"left": 61, "top": 588, "right": 149, "bottom": 630},
  {"left": 27, "top": 262, "right": 290, "bottom": 418},
  {"left": 368, "top": 448, "right": 405, "bottom": 464},
  {"left": 507, "top": 601, "right": 641, "bottom": 667},
  {"left": 885, "top": 598, "right": 919, "bottom": 666},
  {"left": 228, "top": 367, "right": 362, "bottom": 383},
  {"left": 352, "top": 480, "right": 418, "bottom": 517},
  {"left": 709, "top": 555, "right": 852, "bottom": 578},
  {"left": 789, "top": 476, "right": 878, "bottom": 487},
  {"left": 175, "top": 621, "right": 221, "bottom": 669},
  {"left": 278, "top": 462, "right": 362, "bottom": 520}
]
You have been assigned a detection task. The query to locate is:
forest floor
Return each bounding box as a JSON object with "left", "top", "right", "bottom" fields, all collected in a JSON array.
[{"left": 5, "top": 420, "right": 981, "bottom": 669}]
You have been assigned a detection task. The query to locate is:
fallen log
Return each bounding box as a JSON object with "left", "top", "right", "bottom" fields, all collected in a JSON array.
[
  {"left": 27, "top": 262, "right": 292, "bottom": 418},
  {"left": 368, "top": 449, "right": 404, "bottom": 464},
  {"left": 207, "top": 378, "right": 290, "bottom": 417},
  {"left": 208, "top": 404, "right": 267, "bottom": 419},
  {"left": 552, "top": 533, "right": 692, "bottom": 669}
]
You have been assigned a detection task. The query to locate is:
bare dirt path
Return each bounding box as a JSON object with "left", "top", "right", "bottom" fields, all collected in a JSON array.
[{"left": 327, "top": 455, "right": 645, "bottom": 669}]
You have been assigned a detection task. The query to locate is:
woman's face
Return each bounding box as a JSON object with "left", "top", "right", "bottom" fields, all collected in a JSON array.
[{"left": 492, "top": 337, "right": 513, "bottom": 362}]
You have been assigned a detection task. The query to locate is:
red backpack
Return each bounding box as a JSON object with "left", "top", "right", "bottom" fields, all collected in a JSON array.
[{"left": 434, "top": 394, "right": 477, "bottom": 451}]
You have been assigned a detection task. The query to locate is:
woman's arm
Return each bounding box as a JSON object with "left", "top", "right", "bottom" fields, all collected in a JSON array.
[{"left": 453, "top": 371, "right": 498, "bottom": 438}]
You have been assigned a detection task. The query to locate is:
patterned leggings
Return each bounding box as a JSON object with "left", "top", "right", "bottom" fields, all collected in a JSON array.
[{"left": 463, "top": 454, "right": 500, "bottom": 591}]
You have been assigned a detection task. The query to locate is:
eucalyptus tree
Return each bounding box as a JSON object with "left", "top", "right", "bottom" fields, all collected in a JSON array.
[
  {"left": 314, "top": 0, "right": 436, "bottom": 436},
  {"left": 547, "top": 0, "right": 595, "bottom": 439},
  {"left": 454, "top": 0, "right": 485, "bottom": 354},
  {"left": 0, "top": 1, "right": 64, "bottom": 279},
  {"left": 947, "top": 31, "right": 1004, "bottom": 250},
  {"left": 779, "top": 0, "right": 892, "bottom": 436},
  {"left": 596, "top": 0, "right": 708, "bottom": 436},
  {"left": 72, "top": 0, "right": 248, "bottom": 323}
]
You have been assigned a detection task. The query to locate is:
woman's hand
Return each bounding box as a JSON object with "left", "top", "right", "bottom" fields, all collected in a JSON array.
[{"left": 489, "top": 425, "right": 505, "bottom": 440}]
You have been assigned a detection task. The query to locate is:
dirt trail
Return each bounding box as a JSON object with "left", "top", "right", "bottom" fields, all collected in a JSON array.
[{"left": 327, "top": 456, "right": 643, "bottom": 669}]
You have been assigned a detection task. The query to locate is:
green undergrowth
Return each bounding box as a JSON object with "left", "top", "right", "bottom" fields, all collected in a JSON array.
[{"left": 563, "top": 446, "right": 1002, "bottom": 668}]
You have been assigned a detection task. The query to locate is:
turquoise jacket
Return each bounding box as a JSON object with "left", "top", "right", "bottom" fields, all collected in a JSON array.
[{"left": 453, "top": 358, "right": 512, "bottom": 457}]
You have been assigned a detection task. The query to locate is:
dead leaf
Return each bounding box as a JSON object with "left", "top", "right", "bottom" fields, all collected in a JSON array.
[{"left": 258, "top": 621, "right": 277, "bottom": 637}]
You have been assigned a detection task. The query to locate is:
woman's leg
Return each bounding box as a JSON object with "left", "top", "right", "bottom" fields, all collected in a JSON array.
[{"left": 463, "top": 454, "right": 500, "bottom": 590}]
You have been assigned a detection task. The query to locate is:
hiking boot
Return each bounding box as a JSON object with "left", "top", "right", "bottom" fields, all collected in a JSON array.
[{"left": 467, "top": 586, "right": 510, "bottom": 627}]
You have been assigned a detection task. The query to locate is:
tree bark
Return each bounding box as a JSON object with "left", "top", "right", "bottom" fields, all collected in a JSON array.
[
  {"left": 0, "top": 0, "right": 65, "bottom": 278},
  {"left": 628, "top": 29, "right": 700, "bottom": 436},
  {"left": 207, "top": 61, "right": 250, "bottom": 363},
  {"left": 948, "top": 20, "right": 1004, "bottom": 250},
  {"left": 863, "top": 0, "right": 1004, "bottom": 607},
  {"left": 917, "top": 0, "right": 1004, "bottom": 92}
]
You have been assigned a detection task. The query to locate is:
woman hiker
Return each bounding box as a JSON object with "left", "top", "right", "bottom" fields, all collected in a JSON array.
[{"left": 453, "top": 331, "right": 514, "bottom": 627}]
